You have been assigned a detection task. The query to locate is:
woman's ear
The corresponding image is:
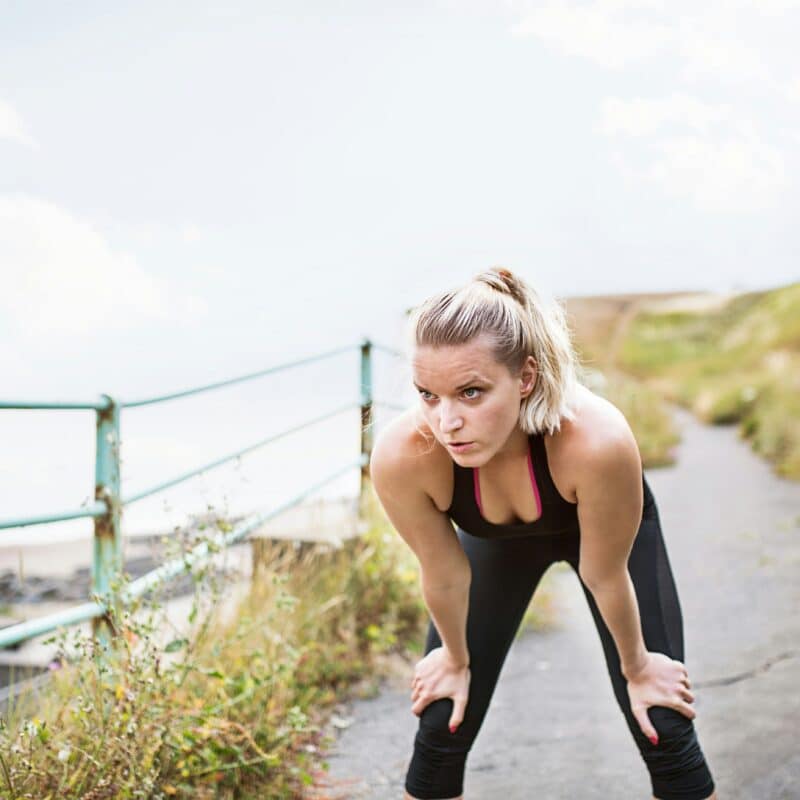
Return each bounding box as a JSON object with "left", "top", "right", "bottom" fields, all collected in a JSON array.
[{"left": 520, "top": 356, "right": 537, "bottom": 398}]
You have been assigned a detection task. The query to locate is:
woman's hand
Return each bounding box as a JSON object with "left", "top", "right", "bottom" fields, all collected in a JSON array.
[
  {"left": 410, "top": 646, "right": 471, "bottom": 733},
  {"left": 625, "top": 651, "right": 696, "bottom": 745}
]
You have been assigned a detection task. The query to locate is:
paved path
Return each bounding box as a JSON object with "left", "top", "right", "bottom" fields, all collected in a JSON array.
[{"left": 314, "top": 405, "right": 800, "bottom": 799}]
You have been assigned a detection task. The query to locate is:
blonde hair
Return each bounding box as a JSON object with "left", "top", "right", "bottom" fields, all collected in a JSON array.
[{"left": 406, "top": 267, "right": 586, "bottom": 435}]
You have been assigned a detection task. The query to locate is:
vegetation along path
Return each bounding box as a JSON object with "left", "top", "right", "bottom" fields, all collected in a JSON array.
[{"left": 312, "top": 404, "right": 800, "bottom": 799}]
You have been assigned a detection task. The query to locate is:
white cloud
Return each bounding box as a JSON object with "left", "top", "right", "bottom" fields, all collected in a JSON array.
[
  {"left": 180, "top": 223, "right": 203, "bottom": 244},
  {"left": 196, "top": 264, "right": 226, "bottom": 278},
  {"left": 601, "top": 101, "right": 786, "bottom": 212},
  {"left": 599, "top": 94, "right": 730, "bottom": 137},
  {"left": 678, "top": 30, "right": 770, "bottom": 83},
  {"left": 0, "top": 195, "right": 208, "bottom": 338},
  {"left": 0, "top": 99, "right": 36, "bottom": 147},
  {"left": 786, "top": 77, "right": 800, "bottom": 102},
  {"left": 511, "top": 2, "right": 796, "bottom": 212},
  {"left": 756, "top": 0, "right": 800, "bottom": 9},
  {"left": 511, "top": 3, "right": 673, "bottom": 68},
  {"left": 667, "top": 133, "right": 782, "bottom": 207},
  {"left": 651, "top": 133, "right": 784, "bottom": 212},
  {"left": 511, "top": 1, "right": 796, "bottom": 88}
]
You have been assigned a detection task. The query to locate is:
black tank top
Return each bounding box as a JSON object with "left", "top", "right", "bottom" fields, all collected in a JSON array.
[{"left": 446, "top": 429, "right": 656, "bottom": 540}]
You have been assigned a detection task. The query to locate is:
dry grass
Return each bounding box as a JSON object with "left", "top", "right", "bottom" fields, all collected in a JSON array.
[
  {"left": 615, "top": 282, "right": 800, "bottom": 478},
  {"left": 564, "top": 283, "right": 800, "bottom": 479},
  {"left": 0, "top": 492, "right": 426, "bottom": 799}
]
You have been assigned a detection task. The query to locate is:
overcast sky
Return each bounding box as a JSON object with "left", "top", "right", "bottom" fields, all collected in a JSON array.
[
  {"left": 2, "top": 0, "right": 798, "bottom": 399},
  {"left": 1, "top": 2, "right": 798, "bottom": 541}
]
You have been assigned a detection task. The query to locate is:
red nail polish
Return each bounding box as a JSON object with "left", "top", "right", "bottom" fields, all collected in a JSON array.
[
  {"left": 449, "top": 724, "right": 457, "bottom": 733},
  {"left": 649, "top": 735, "right": 659, "bottom": 746}
]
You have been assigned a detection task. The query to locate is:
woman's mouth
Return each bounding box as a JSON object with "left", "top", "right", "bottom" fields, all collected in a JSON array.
[{"left": 447, "top": 441, "right": 474, "bottom": 453}]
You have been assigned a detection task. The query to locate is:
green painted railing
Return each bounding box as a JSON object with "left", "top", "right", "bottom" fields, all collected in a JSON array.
[{"left": 0, "top": 339, "right": 406, "bottom": 652}]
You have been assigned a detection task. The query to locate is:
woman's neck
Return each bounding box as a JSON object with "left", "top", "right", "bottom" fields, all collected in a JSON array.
[{"left": 486, "top": 425, "right": 532, "bottom": 467}]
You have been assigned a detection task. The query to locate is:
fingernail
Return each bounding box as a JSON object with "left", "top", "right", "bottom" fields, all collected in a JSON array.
[
  {"left": 649, "top": 735, "right": 659, "bottom": 746},
  {"left": 449, "top": 724, "right": 457, "bottom": 733}
]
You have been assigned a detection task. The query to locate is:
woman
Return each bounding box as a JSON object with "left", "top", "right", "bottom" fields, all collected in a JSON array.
[{"left": 369, "top": 267, "right": 717, "bottom": 800}]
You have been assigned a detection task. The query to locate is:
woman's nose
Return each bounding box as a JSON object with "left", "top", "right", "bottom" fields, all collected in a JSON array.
[{"left": 440, "top": 409, "right": 463, "bottom": 434}]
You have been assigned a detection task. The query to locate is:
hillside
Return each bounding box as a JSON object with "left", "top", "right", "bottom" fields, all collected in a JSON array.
[{"left": 563, "top": 283, "right": 800, "bottom": 479}]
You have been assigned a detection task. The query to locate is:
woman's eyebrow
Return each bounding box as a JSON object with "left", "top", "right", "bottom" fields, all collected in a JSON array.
[{"left": 413, "top": 375, "right": 489, "bottom": 392}]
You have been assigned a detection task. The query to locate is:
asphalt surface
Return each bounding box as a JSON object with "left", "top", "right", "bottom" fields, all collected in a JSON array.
[{"left": 314, "top": 405, "right": 800, "bottom": 799}]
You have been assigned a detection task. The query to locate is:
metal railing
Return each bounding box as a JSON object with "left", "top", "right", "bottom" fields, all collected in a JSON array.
[{"left": 0, "top": 338, "right": 406, "bottom": 652}]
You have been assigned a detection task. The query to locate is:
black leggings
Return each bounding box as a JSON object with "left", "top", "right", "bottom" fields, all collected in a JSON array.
[{"left": 405, "top": 497, "right": 716, "bottom": 800}]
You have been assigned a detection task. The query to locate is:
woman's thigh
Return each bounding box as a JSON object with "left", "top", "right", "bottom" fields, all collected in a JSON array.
[
  {"left": 405, "top": 531, "right": 561, "bottom": 799},
  {"left": 423, "top": 531, "right": 558, "bottom": 739},
  {"left": 420, "top": 530, "right": 564, "bottom": 741}
]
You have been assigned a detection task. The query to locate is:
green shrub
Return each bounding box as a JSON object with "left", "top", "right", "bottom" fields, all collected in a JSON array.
[{"left": 0, "top": 491, "right": 426, "bottom": 799}]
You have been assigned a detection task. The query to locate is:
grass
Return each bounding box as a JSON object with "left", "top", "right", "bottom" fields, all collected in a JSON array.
[
  {"left": 569, "top": 311, "right": 682, "bottom": 470},
  {"left": 565, "top": 282, "right": 800, "bottom": 479},
  {"left": 615, "top": 282, "right": 800, "bottom": 478},
  {"left": 0, "top": 493, "right": 427, "bottom": 799},
  {"left": 0, "top": 487, "right": 565, "bottom": 799},
  {"left": 592, "top": 369, "right": 681, "bottom": 468}
]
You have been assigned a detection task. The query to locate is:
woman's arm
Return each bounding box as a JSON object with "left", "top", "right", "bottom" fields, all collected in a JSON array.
[
  {"left": 573, "top": 424, "right": 648, "bottom": 677},
  {"left": 574, "top": 421, "right": 696, "bottom": 744},
  {"left": 369, "top": 425, "right": 472, "bottom": 667},
  {"left": 419, "top": 579, "right": 471, "bottom": 668}
]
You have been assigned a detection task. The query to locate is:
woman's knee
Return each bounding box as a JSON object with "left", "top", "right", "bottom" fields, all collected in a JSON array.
[
  {"left": 405, "top": 704, "right": 474, "bottom": 800},
  {"left": 638, "top": 707, "right": 715, "bottom": 800}
]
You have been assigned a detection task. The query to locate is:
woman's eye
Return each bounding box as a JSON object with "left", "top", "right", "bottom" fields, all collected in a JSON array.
[{"left": 417, "top": 388, "right": 481, "bottom": 401}]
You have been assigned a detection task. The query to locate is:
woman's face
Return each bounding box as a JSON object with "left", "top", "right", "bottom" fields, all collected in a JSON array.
[{"left": 412, "top": 333, "right": 536, "bottom": 466}]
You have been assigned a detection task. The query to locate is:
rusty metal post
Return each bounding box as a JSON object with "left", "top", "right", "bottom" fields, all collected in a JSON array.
[
  {"left": 92, "top": 394, "right": 122, "bottom": 649},
  {"left": 359, "top": 339, "right": 373, "bottom": 519}
]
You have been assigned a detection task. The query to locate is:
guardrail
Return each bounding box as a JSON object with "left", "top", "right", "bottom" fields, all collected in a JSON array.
[{"left": 0, "top": 338, "right": 406, "bottom": 652}]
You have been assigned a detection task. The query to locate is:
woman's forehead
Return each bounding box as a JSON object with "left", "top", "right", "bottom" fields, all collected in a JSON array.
[{"left": 412, "top": 340, "right": 503, "bottom": 382}]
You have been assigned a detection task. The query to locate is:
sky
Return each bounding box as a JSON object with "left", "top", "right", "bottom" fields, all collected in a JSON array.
[{"left": 1, "top": 1, "right": 798, "bottom": 544}]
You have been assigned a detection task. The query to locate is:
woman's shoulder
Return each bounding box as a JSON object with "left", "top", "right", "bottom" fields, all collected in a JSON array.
[
  {"left": 555, "top": 383, "right": 642, "bottom": 494},
  {"left": 572, "top": 383, "right": 634, "bottom": 443},
  {"left": 369, "top": 406, "right": 452, "bottom": 496},
  {"left": 553, "top": 384, "right": 639, "bottom": 467}
]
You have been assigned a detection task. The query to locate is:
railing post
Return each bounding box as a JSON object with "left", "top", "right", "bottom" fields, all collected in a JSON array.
[
  {"left": 359, "top": 339, "right": 373, "bottom": 518},
  {"left": 92, "top": 394, "right": 122, "bottom": 649}
]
